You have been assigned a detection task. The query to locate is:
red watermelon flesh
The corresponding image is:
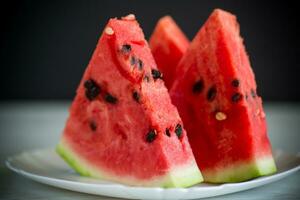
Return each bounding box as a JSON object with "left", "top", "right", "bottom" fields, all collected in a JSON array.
[
  {"left": 56, "top": 15, "right": 202, "bottom": 187},
  {"left": 149, "top": 16, "right": 189, "bottom": 90},
  {"left": 170, "top": 9, "right": 276, "bottom": 182}
]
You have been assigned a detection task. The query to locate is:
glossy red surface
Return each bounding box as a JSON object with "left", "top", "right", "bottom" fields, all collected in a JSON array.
[
  {"left": 149, "top": 16, "right": 189, "bottom": 89},
  {"left": 170, "top": 9, "right": 273, "bottom": 171},
  {"left": 62, "top": 17, "right": 195, "bottom": 180}
]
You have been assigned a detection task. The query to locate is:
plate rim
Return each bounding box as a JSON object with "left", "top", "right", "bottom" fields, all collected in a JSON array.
[{"left": 5, "top": 148, "right": 300, "bottom": 200}]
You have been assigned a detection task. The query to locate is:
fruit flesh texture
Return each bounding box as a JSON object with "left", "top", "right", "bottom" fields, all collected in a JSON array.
[
  {"left": 57, "top": 17, "right": 202, "bottom": 187},
  {"left": 170, "top": 9, "right": 276, "bottom": 182},
  {"left": 149, "top": 16, "right": 189, "bottom": 90}
]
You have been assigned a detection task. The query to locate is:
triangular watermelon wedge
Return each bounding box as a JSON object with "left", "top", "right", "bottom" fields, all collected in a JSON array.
[
  {"left": 149, "top": 16, "right": 189, "bottom": 90},
  {"left": 170, "top": 9, "right": 276, "bottom": 183},
  {"left": 57, "top": 15, "right": 202, "bottom": 187}
]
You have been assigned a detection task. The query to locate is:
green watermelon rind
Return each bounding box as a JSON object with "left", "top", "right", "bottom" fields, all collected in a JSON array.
[
  {"left": 202, "top": 157, "right": 277, "bottom": 183},
  {"left": 56, "top": 137, "right": 203, "bottom": 188}
]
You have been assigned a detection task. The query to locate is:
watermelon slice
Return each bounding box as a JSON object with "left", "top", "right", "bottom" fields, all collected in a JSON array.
[
  {"left": 149, "top": 16, "right": 189, "bottom": 90},
  {"left": 170, "top": 9, "right": 276, "bottom": 183},
  {"left": 56, "top": 15, "right": 202, "bottom": 187}
]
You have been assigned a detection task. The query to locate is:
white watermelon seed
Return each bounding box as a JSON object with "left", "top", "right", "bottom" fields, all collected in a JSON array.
[
  {"left": 105, "top": 27, "right": 114, "bottom": 35},
  {"left": 123, "top": 14, "right": 136, "bottom": 20},
  {"left": 215, "top": 112, "right": 227, "bottom": 121}
]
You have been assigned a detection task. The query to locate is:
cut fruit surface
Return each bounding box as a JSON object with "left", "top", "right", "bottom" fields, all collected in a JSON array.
[
  {"left": 57, "top": 137, "right": 202, "bottom": 187},
  {"left": 149, "top": 16, "right": 189, "bottom": 90},
  {"left": 170, "top": 9, "right": 276, "bottom": 183},
  {"left": 57, "top": 15, "right": 202, "bottom": 187}
]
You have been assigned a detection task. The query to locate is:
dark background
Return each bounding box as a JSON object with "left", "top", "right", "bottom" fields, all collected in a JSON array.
[{"left": 1, "top": 0, "right": 299, "bottom": 101}]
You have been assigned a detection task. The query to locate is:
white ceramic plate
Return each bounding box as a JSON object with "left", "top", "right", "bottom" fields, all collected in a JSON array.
[{"left": 6, "top": 149, "right": 300, "bottom": 200}]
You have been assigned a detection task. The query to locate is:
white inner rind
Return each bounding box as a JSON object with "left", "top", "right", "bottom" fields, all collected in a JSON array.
[
  {"left": 202, "top": 156, "right": 277, "bottom": 183},
  {"left": 56, "top": 137, "right": 203, "bottom": 187}
]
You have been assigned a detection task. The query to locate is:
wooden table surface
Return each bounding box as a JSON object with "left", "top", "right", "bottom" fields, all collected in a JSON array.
[{"left": 0, "top": 102, "right": 299, "bottom": 199}]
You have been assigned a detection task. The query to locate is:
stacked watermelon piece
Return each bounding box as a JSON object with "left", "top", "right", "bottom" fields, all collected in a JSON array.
[
  {"left": 57, "top": 9, "right": 276, "bottom": 187},
  {"left": 149, "top": 16, "right": 189, "bottom": 90}
]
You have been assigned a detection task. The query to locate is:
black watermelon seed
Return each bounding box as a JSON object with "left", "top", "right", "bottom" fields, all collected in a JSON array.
[
  {"left": 121, "top": 44, "right": 131, "bottom": 53},
  {"left": 105, "top": 93, "right": 118, "bottom": 104},
  {"left": 89, "top": 121, "right": 97, "bottom": 131},
  {"left": 192, "top": 79, "right": 204, "bottom": 94},
  {"left": 151, "top": 69, "right": 163, "bottom": 80},
  {"left": 146, "top": 129, "right": 157, "bottom": 143},
  {"left": 232, "top": 93, "right": 243, "bottom": 103},
  {"left": 130, "top": 56, "right": 136, "bottom": 65},
  {"left": 165, "top": 128, "right": 171, "bottom": 137},
  {"left": 84, "top": 79, "right": 101, "bottom": 101},
  {"left": 132, "top": 91, "right": 140, "bottom": 102},
  {"left": 84, "top": 79, "right": 98, "bottom": 90},
  {"left": 232, "top": 79, "right": 240, "bottom": 87},
  {"left": 207, "top": 86, "right": 217, "bottom": 102},
  {"left": 137, "top": 59, "right": 143, "bottom": 70},
  {"left": 245, "top": 94, "right": 249, "bottom": 100},
  {"left": 84, "top": 80, "right": 93, "bottom": 89},
  {"left": 175, "top": 124, "right": 183, "bottom": 138},
  {"left": 144, "top": 75, "right": 150, "bottom": 82},
  {"left": 251, "top": 89, "right": 256, "bottom": 98},
  {"left": 85, "top": 88, "right": 100, "bottom": 101}
]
